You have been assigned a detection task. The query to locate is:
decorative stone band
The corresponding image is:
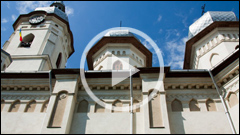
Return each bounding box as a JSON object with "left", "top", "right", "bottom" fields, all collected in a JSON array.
[
  {"left": 166, "top": 93, "right": 219, "bottom": 102},
  {"left": 1, "top": 86, "right": 50, "bottom": 91},
  {"left": 1, "top": 94, "right": 50, "bottom": 101}
]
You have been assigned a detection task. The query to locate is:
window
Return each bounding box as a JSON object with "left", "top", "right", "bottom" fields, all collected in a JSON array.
[
  {"left": 171, "top": 99, "right": 183, "bottom": 112},
  {"left": 112, "top": 51, "right": 115, "bottom": 55},
  {"left": 206, "top": 99, "right": 216, "bottom": 111},
  {"left": 123, "top": 51, "right": 126, "bottom": 55},
  {"left": 117, "top": 51, "right": 120, "bottom": 55},
  {"left": 189, "top": 99, "right": 200, "bottom": 111},
  {"left": 56, "top": 53, "right": 62, "bottom": 68},
  {"left": 19, "top": 33, "right": 35, "bottom": 47},
  {"left": 113, "top": 60, "right": 123, "bottom": 70}
]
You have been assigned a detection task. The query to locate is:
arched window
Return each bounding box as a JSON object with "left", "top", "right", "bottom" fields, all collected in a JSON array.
[
  {"left": 171, "top": 99, "right": 183, "bottom": 112},
  {"left": 56, "top": 53, "right": 62, "bottom": 68},
  {"left": 117, "top": 51, "right": 120, "bottom": 55},
  {"left": 19, "top": 33, "right": 34, "bottom": 47},
  {"left": 123, "top": 51, "right": 126, "bottom": 55},
  {"left": 77, "top": 100, "right": 89, "bottom": 113},
  {"left": 112, "top": 100, "right": 122, "bottom": 113},
  {"left": 113, "top": 60, "right": 123, "bottom": 70},
  {"left": 9, "top": 100, "right": 21, "bottom": 112},
  {"left": 136, "top": 57, "right": 138, "bottom": 61},
  {"left": 189, "top": 99, "right": 200, "bottom": 111},
  {"left": 228, "top": 93, "right": 238, "bottom": 108},
  {"left": 1, "top": 99, "right": 4, "bottom": 112},
  {"left": 25, "top": 100, "right": 36, "bottom": 112},
  {"left": 206, "top": 99, "right": 216, "bottom": 111},
  {"left": 210, "top": 53, "right": 221, "bottom": 67},
  {"left": 140, "top": 60, "right": 142, "bottom": 64},
  {"left": 112, "top": 51, "right": 115, "bottom": 55},
  {"left": 41, "top": 100, "right": 49, "bottom": 112},
  {"left": 95, "top": 102, "right": 105, "bottom": 113}
]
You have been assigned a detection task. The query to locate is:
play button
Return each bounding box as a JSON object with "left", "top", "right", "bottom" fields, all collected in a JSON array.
[{"left": 109, "top": 54, "right": 140, "bottom": 86}]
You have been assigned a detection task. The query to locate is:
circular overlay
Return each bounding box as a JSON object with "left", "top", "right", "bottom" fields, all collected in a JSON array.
[{"left": 80, "top": 27, "right": 164, "bottom": 112}]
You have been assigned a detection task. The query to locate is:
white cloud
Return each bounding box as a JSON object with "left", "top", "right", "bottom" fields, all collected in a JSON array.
[
  {"left": 157, "top": 15, "right": 162, "bottom": 22},
  {"left": 66, "top": 6, "right": 74, "bottom": 16},
  {"left": 166, "top": 29, "right": 180, "bottom": 40},
  {"left": 1, "top": 18, "right": 8, "bottom": 23},
  {"left": 175, "top": 12, "right": 188, "bottom": 28},
  {"left": 11, "top": 15, "right": 17, "bottom": 21},
  {"left": 16, "top": 1, "right": 51, "bottom": 14},
  {"left": 165, "top": 36, "right": 188, "bottom": 69}
]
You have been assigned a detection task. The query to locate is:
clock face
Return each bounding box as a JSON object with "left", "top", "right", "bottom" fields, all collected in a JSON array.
[{"left": 29, "top": 15, "right": 45, "bottom": 25}]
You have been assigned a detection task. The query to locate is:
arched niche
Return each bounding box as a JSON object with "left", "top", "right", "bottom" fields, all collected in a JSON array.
[
  {"left": 206, "top": 98, "right": 217, "bottom": 111},
  {"left": 171, "top": 99, "right": 183, "bottom": 112},
  {"left": 24, "top": 100, "right": 36, "bottom": 112},
  {"left": 77, "top": 100, "right": 89, "bottom": 113},
  {"left": 95, "top": 101, "right": 105, "bottom": 113},
  {"left": 189, "top": 99, "right": 200, "bottom": 111},
  {"left": 227, "top": 92, "right": 238, "bottom": 108},
  {"left": 41, "top": 100, "right": 49, "bottom": 112},
  {"left": 210, "top": 53, "right": 221, "bottom": 67},
  {"left": 48, "top": 91, "right": 68, "bottom": 127},
  {"left": 9, "top": 100, "right": 21, "bottom": 112},
  {"left": 148, "top": 89, "right": 163, "bottom": 127},
  {"left": 112, "top": 100, "right": 122, "bottom": 113}
]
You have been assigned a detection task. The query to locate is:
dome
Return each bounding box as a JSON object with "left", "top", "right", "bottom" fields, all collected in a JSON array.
[
  {"left": 104, "top": 30, "right": 134, "bottom": 37},
  {"left": 188, "top": 11, "right": 238, "bottom": 39}
]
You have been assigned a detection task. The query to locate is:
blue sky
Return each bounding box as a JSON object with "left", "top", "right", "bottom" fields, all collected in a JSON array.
[{"left": 1, "top": 1, "right": 239, "bottom": 70}]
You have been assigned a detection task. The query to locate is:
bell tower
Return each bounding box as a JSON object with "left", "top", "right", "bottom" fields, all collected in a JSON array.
[
  {"left": 1, "top": 1, "right": 74, "bottom": 71},
  {"left": 184, "top": 11, "right": 239, "bottom": 69}
]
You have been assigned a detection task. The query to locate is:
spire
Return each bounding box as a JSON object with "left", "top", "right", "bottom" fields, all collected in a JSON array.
[{"left": 50, "top": 1, "right": 65, "bottom": 12}]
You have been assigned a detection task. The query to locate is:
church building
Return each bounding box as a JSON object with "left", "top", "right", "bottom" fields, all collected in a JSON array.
[{"left": 1, "top": 1, "right": 239, "bottom": 134}]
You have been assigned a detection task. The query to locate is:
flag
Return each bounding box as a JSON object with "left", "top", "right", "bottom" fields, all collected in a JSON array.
[{"left": 19, "top": 28, "right": 22, "bottom": 41}]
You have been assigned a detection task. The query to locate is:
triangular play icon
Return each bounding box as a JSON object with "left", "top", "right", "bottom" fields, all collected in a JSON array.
[{"left": 109, "top": 54, "right": 140, "bottom": 86}]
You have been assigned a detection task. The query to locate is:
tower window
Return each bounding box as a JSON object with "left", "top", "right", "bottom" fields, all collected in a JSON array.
[
  {"left": 19, "top": 33, "right": 35, "bottom": 47},
  {"left": 113, "top": 60, "right": 123, "bottom": 70},
  {"left": 56, "top": 53, "right": 62, "bottom": 68}
]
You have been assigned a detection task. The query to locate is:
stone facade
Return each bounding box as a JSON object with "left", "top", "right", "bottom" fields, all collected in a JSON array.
[{"left": 1, "top": 2, "right": 239, "bottom": 134}]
